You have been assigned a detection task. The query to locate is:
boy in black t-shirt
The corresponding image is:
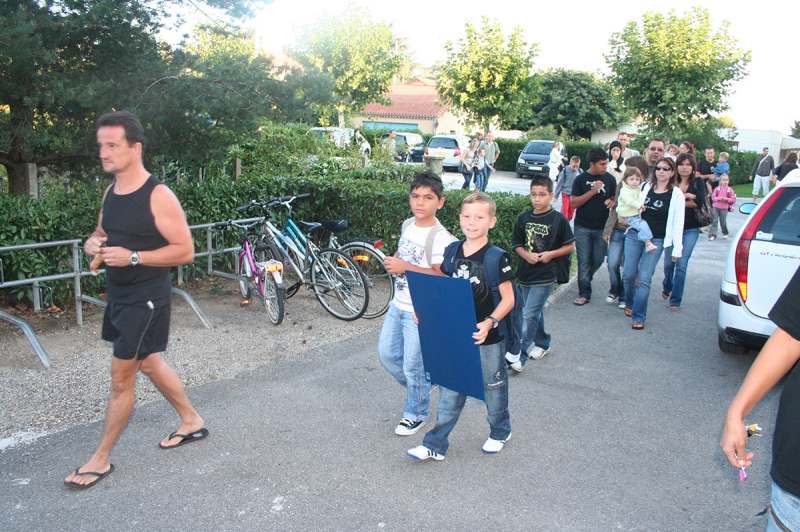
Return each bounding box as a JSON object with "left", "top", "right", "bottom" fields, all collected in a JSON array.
[
  {"left": 407, "top": 192, "right": 516, "bottom": 460},
  {"left": 506, "top": 177, "right": 575, "bottom": 372},
  {"left": 722, "top": 265, "right": 800, "bottom": 530}
]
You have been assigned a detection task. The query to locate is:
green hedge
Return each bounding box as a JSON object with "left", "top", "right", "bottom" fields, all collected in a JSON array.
[
  {"left": 495, "top": 139, "right": 603, "bottom": 173},
  {"left": 728, "top": 151, "right": 759, "bottom": 185}
]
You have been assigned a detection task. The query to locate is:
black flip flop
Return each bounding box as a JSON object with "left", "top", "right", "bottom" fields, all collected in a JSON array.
[
  {"left": 159, "top": 428, "right": 209, "bottom": 450},
  {"left": 64, "top": 464, "right": 115, "bottom": 490}
]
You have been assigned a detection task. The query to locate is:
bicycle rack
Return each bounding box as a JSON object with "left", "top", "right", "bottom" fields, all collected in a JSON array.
[{"left": 32, "top": 283, "right": 53, "bottom": 312}]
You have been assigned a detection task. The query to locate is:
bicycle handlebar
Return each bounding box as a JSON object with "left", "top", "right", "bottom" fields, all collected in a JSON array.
[{"left": 235, "top": 194, "right": 311, "bottom": 213}]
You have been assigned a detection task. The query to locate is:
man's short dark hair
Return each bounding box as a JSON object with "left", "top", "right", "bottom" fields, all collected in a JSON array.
[
  {"left": 587, "top": 147, "right": 609, "bottom": 165},
  {"left": 530, "top": 175, "right": 553, "bottom": 192},
  {"left": 649, "top": 138, "right": 665, "bottom": 148},
  {"left": 410, "top": 170, "right": 444, "bottom": 199},
  {"left": 96, "top": 111, "right": 146, "bottom": 148}
]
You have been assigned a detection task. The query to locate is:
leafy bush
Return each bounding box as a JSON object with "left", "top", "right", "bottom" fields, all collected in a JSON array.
[
  {"left": 494, "top": 139, "right": 527, "bottom": 172},
  {"left": 728, "top": 151, "right": 759, "bottom": 185},
  {"left": 563, "top": 141, "right": 604, "bottom": 170}
]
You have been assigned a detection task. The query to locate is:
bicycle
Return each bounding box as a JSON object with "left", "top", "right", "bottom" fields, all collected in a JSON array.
[
  {"left": 316, "top": 219, "right": 393, "bottom": 319},
  {"left": 237, "top": 195, "right": 370, "bottom": 321},
  {"left": 213, "top": 218, "right": 286, "bottom": 325}
]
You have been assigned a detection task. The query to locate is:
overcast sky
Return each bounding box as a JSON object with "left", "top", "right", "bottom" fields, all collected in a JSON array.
[{"left": 240, "top": 0, "right": 798, "bottom": 134}]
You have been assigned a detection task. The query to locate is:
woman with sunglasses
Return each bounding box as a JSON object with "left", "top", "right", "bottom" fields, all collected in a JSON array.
[
  {"left": 662, "top": 152, "right": 706, "bottom": 311},
  {"left": 622, "top": 158, "right": 685, "bottom": 329}
]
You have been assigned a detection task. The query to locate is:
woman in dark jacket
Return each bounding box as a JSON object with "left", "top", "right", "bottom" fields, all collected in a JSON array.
[
  {"left": 662, "top": 152, "right": 706, "bottom": 311},
  {"left": 773, "top": 152, "right": 798, "bottom": 183}
]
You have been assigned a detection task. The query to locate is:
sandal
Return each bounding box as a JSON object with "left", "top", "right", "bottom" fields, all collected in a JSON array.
[
  {"left": 632, "top": 322, "right": 644, "bottom": 330},
  {"left": 573, "top": 297, "right": 590, "bottom": 306},
  {"left": 624, "top": 307, "right": 632, "bottom": 317},
  {"left": 661, "top": 291, "right": 669, "bottom": 300},
  {"left": 669, "top": 305, "right": 679, "bottom": 311}
]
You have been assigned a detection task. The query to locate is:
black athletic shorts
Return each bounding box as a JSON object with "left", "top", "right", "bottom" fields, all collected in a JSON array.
[{"left": 102, "top": 301, "right": 171, "bottom": 360}]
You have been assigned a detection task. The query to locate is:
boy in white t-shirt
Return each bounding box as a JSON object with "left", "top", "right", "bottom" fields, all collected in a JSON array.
[{"left": 378, "top": 171, "right": 453, "bottom": 436}]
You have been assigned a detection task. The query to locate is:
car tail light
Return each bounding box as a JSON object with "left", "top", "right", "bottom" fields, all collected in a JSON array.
[
  {"left": 454, "top": 147, "right": 460, "bottom": 158},
  {"left": 424, "top": 148, "right": 429, "bottom": 156},
  {"left": 734, "top": 189, "right": 784, "bottom": 302}
]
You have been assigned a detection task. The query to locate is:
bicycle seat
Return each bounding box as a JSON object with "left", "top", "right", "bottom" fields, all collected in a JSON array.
[
  {"left": 320, "top": 219, "right": 348, "bottom": 233},
  {"left": 297, "top": 221, "right": 323, "bottom": 235}
]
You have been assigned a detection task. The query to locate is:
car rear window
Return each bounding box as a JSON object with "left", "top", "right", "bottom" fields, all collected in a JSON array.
[
  {"left": 523, "top": 142, "right": 552, "bottom": 155},
  {"left": 757, "top": 187, "right": 800, "bottom": 246},
  {"left": 428, "top": 138, "right": 457, "bottom": 149}
]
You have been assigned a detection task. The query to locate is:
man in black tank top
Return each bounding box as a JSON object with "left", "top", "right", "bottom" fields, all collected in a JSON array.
[{"left": 65, "top": 112, "right": 207, "bottom": 489}]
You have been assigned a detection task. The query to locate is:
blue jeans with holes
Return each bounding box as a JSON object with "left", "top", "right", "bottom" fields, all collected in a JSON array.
[
  {"left": 377, "top": 303, "right": 430, "bottom": 422},
  {"left": 518, "top": 284, "right": 553, "bottom": 364},
  {"left": 606, "top": 228, "right": 626, "bottom": 300},
  {"left": 623, "top": 232, "right": 665, "bottom": 323},
  {"left": 421, "top": 342, "right": 510, "bottom": 456},
  {"left": 574, "top": 225, "right": 608, "bottom": 300},
  {"left": 768, "top": 481, "right": 800, "bottom": 532},
  {"left": 662, "top": 227, "right": 699, "bottom": 308}
]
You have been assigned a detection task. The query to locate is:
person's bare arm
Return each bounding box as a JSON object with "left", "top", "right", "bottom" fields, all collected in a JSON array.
[
  {"left": 84, "top": 185, "right": 112, "bottom": 256},
  {"left": 473, "top": 279, "right": 514, "bottom": 345},
  {"left": 570, "top": 180, "right": 604, "bottom": 209},
  {"left": 721, "top": 328, "right": 800, "bottom": 468},
  {"left": 99, "top": 185, "right": 194, "bottom": 267},
  {"left": 383, "top": 258, "right": 445, "bottom": 276}
]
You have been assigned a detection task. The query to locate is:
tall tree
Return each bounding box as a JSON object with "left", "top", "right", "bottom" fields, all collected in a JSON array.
[
  {"left": 791, "top": 120, "right": 800, "bottom": 139},
  {"left": 605, "top": 7, "right": 750, "bottom": 140},
  {"left": 521, "top": 69, "right": 626, "bottom": 140},
  {"left": 437, "top": 17, "right": 539, "bottom": 132},
  {"left": 0, "top": 0, "right": 310, "bottom": 195},
  {"left": 291, "top": 8, "right": 401, "bottom": 127}
]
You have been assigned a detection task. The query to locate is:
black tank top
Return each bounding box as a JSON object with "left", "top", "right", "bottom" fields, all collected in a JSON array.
[{"left": 101, "top": 175, "right": 172, "bottom": 306}]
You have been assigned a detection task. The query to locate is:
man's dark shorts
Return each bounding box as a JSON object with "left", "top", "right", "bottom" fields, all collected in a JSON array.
[{"left": 102, "top": 302, "right": 170, "bottom": 360}]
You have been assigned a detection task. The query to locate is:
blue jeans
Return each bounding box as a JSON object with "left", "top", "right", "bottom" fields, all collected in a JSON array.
[
  {"left": 474, "top": 169, "right": 484, "bottom": 191},
  {"left": 768, "top": 481, "right": 800, "bottom": 532},
  {"left": 460, "top": 170, "right": 472, "bottom": 189},
  {"left": 574, "top": 225, "right": 608, "bottom": 300},
  {"left": 482, "top": 166, "right": 492, "bottom": 191},
  {"left": 421, "top": 342, "right": 510, "bottom": 455},
  {"left": 623, "top": 232, "right": 665, "bottom": 323},
  {"left": 518, "top": 284, "right": 553, "bottom": 364},
  {"left": 662, "top": 227, "right": 699, "bottom": 308},
  {"left": 606, "top": 228, "right": 626, "bottom": 300},
  {"left": 625, "top": 216, "right": 654, "bottom": 242},
  {"left": 377, "top": 303, "right": 430, "bottom": 422}
]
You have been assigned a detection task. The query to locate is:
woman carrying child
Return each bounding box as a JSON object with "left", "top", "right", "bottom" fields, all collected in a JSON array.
[
  {"left": 709, "top": 174, "right": 735, "bottom": 241},
  {"left": 622, "top": 157, "right": 685, "bottom": 329},
  {"left": 617, "top": 167, "right": 658, "bottom": 253}
]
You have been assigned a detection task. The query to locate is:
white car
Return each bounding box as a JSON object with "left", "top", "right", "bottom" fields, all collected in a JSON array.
[
  {"left": 717, "top": 170, "right": 800, "bottom": 354},
  {"left": 424, "top": 135, "right": 471, "bottom": 171}
]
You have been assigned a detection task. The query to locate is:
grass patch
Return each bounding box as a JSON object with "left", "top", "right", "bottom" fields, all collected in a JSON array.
[{"left": 731, "top": 181, "right": 775, "bottom": 200}]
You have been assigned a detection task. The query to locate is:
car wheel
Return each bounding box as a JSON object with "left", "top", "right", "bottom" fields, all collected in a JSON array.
[
  {"left": 718, "top": 335, "right": 750, "bottom": 355},
  {"left": 516, "top": 172, "right": 523, "bottom": 179}
]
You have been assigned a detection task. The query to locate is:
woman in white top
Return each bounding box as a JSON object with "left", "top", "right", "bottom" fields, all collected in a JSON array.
[
  {"left": 622, "top": 157, "right": 685, "bottom": 329},
  {"left": 460, "top": 139, "right": 479, "bottom": 189},
  {"left": 548, "top": 141, "right": 564, "bottom": 182}
]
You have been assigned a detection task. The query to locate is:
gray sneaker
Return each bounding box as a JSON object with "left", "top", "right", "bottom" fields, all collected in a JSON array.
[{"left": 529, "top": 346, "right": 551, "bottom": 360}]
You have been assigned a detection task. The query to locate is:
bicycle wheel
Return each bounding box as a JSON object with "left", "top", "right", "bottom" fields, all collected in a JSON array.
[
  {"left": 310, "top": 248, "right": 369, "bottom": 321},
  {"left": 340, "top": 242, "right": 393, "bottom": 319},
  {"left": 281, "top": 247, "right": 303, "bottom": 299},
  {"left": 236, "top": 251, "right": 253, "bottom": 299},
  {"left": 256, "top": 240, "right": 285, "bottom": 325}
]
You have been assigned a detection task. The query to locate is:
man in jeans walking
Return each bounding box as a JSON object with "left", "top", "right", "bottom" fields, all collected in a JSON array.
[{"left": 569, "top": 148, "right": 617, "bottom": 306}]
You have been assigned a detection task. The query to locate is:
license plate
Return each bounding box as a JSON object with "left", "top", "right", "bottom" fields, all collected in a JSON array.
[
  {"left": 529, "top": 165, "right": 542, "bottom": 171},
  {"left": 436, "top": 151, "right": 446, "bottom": 157}
]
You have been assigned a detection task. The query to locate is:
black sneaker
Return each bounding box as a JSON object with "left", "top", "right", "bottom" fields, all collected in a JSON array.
[{"left": 395, "top": 418, "right": 426, "bottom": 436}]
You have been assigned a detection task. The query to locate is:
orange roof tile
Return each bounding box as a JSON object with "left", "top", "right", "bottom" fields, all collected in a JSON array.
[{"left": 362, "top": 79, "right": 449, "bottom": 119}]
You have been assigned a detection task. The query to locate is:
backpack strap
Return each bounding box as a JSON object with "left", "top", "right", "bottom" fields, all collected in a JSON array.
[
  {"left": 440, "top": 240, "right": 461, "bottom": 277},
  {"left": 403, "top": 218, "right": 454, "bottom": 268}
]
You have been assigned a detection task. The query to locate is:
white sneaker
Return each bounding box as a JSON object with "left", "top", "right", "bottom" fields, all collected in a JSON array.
[
  {"left": 605, "top": 295, "right": 617, "bottom": 303},
  {"left": 529, "top": 346, "right": 551, "bottom": 360},
  {"left": 618, "top": 301, "right": 627, "bottom": 309},
  {"left": 482, "top": 433, "right": 511, "bottom": 454},
  {"left": 407, "top": 445, "right": 444, "bottom": 461},
  {"left": 505, "top": 352, "right": 523, "bottom": 373}
]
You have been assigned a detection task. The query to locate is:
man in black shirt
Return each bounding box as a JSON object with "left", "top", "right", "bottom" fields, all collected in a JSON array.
[
  {"left": 570, "top": 148, "right": 617, "bottom": 305},
  {"left": 696, "top": 146, "right": 717, "bottom": 193},
  {"left": 722, "top": 265, "right": 800, "bottom": 530},
  {"left": 65, "top": 112, "right": 206, "bottom": 489}
]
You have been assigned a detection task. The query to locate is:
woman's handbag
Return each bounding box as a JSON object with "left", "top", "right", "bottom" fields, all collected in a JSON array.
[{"left": 694, "top": 180, "right": 713, "bottom": 227}]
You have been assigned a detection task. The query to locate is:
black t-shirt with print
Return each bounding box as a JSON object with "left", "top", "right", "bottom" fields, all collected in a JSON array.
[
  {"left": 683, "top": 177, "right": 707, "bottom": 230},
  {"left": 768, "top": 265, "right": 800, "bottom": 498},
  {"left": 641, "top": 188, "right": 672, "bottom": 239},
  {"left": 444, "top": 241, "right": 515, "bottom": 346},
  {"left": 571, "top": 171, "right": 617, "bottom": 230},
  {"left": 697, "top": 159, "right": 716, "bottom": 177},
  {"left": 511, "top": 208, "right": 575, "bottom": 286}
]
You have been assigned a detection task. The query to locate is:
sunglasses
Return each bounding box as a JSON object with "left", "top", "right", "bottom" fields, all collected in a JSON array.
[{"left": 655, "top": 166, "right": 673, "bottom": 172}]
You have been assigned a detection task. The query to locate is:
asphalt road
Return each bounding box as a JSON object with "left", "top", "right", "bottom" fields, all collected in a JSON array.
[{"left": 0, "top": 199, "right": 780, "bottom": 531}]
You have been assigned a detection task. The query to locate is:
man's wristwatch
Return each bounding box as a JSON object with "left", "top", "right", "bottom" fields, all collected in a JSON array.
[
  {"left": 129, "top": 251, "right": 140, "bottom": 266},
  {"left": 487, "top": 316, "right": 499, "bottom": 329}
]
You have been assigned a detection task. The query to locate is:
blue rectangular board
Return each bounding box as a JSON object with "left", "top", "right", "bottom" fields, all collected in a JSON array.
[{"left": 406, "top": 271, "right": 484, "bottom": 401}]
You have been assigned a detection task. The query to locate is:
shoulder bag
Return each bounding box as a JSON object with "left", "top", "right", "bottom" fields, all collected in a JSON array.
[{"left": 693, "top": 179, "right": 712, "bottom": 227}]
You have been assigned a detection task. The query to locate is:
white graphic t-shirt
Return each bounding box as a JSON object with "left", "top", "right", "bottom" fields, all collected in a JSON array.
[{"left": 392, "top": 221, "right": 450, "bottom": 312}]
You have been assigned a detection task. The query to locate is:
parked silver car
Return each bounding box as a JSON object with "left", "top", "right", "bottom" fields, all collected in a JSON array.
[{"left": 424, "top": 135, "right": 471, "bottom": 171}]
